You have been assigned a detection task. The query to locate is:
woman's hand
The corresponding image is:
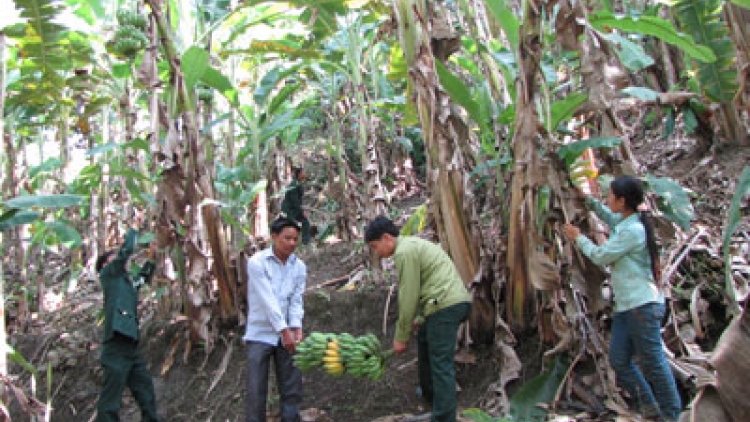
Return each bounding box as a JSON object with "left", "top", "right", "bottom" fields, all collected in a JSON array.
[
  {"left": 146, "top": 241, "right": 158, "bottom": 259},
  {"left": 562, "top": 224, "right": 581, "bottom": 241}
]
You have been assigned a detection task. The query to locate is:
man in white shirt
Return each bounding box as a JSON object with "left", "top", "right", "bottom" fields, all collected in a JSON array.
[{"left": 244, "top": 217, "right": 307, "bottom": 422}]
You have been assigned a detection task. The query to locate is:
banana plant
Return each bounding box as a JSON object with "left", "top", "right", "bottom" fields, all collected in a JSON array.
[
  {"left": 393, "top": 0, "right": 481, "bottom": 288},
  {"left": 143, "top": 0, "right": 245, "bottom": 335},
  {"left": 672, "top": 0, "right": 745, "bottom": 144},
  {"left": 722, "top": 167, "right": 750, "bottom": 314}
]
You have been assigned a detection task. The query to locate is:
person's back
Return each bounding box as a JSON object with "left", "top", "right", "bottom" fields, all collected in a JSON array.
[
  {"left": 392, "top": 236, "right": 470, "bottom": 320},
  {"left": 280, "top": 167, "right": 311, "bottom": 244},
  {"left": 281, "top": 178, "right": 303, "bottom": 219}
]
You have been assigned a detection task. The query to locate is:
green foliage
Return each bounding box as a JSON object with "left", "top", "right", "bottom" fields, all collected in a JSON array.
[
  {"left": 0, "top": 209, "right": 41, "bottom": 231},
  {"left": 723, "top": 166, "right": 750, "bottom": 252},
  {"left": 182, "top": 46, "right": 211, "bottom": 89},
  {"left": 488, "top": 46, "right": 518, "bottom": 104},
  {"left": 558, "top": 137, "right": 622, "bottom": 167},
  {"left": 620, "top": 86, "right": 660, "bottom": 101},
  {"left": 435, "top": 61, "right": 489, "bottom": 133},
  {"left": 3, "top": 342, "right": 37, "bottom": 374},
  {"left": 12, "top": 0, "right": 70, "bottom": 72},
  {"left": 244, "top": 0, "right": 348, "bottom": 40},
  {"left": 673, "top": 0, "right": 738, "bottom": 103},
  {"left": 682, "top": 106, "right": 699, "bottom": 134},
  {"left": 645, "top": 175, "right": 695, "bottom": 230},
  {"left": 253, "top": 64, "right": 305, "bottom": 108},
  {"left": 462, "top": 408, "right": 514, "bottom": 421},
  {"left": 7, "top": 0, "right": 78, "bottom": 113},
  {"left": 199, "top": 0, "right": 232, "bottom": 23},
  {"left": 601, "top": 33, "right": 655, "bottom": 71},
  {"left": 723, "top": 167, "right": 750, "bottom": 306},
  {"left": 67, "top": 0, "right": 106, "bottom": 26},
  {"left": 727, "top": 0, "right": 750, "bottom": 7},
  {"left": 3, "top": 194, "right": 85, "bottom": 209},
  {"left": 509, "top": 354, "right": 569, "bottom": 421},
  {"left": 400, "top": 204, "right": 428, "bottom": 236},
  {"left": 483, "top": 0, "right": 519, "bottom": 52},
  {"left": 44, "top": 220, "right": 83, "bottom": 248},
  {"left": 387, "top": 43, "right": 408, "bottom": 80},
  {"left": 182, "top": 46, "right": 239, "bottom": 106},
  {"left": 548, "top": 93, "right": 588, "bottom": 133},
  {"left": 86, "top": 142, "right": 120, "bottom": 156},
  {"left": 69, "top": 164, "right": 103, "bottom": 194},
  {"left": 29, "top": 158, "right": 63, "bottom": 180},
  {"left": 588, "top": 11, "right": 716, "bottom": 63}
]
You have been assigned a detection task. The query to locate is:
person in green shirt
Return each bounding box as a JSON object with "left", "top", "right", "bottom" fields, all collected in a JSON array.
[
  {"left": 563, "top": 176, "right": 681, "bottom": 421},
  {"left": 95, "top": 214, "right": 160, "bottom": 422},
  {"left": 365, "top": 216, "right": 471, "bottom": 422},
  {"left": 281, "top": 167, "right": 311, "bottom": 244}
]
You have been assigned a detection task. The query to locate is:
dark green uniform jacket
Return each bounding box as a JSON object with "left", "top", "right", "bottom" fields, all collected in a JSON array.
[
  {"left": 281, "top": 179, "right": 304, "bottom": 220},
  {"left": 100, "top": 229, "right": 155, "bottom": 343}
]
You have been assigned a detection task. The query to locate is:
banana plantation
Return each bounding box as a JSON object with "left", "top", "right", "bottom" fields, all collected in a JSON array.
[{"left": 1, "top": 0, "right": 749, "bottom": 421}]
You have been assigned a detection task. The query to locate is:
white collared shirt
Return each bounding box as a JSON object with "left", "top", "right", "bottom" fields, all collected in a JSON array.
[{"left": 243, "top": 247, "right": 307, "bottom": 345}]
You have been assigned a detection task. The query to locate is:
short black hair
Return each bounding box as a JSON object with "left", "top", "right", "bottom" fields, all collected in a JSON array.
[
  {"left": 271, "top": 216, "right": 301, "bottom": 235},
  {"left": 364, "top": 216, "right": 399, "bottom": 242},
  {"left": 292, "top": 167, "right": 304, "bottom": 179},
  {"left": 95, "top": 250, "right": 116, "bottom": 273}
]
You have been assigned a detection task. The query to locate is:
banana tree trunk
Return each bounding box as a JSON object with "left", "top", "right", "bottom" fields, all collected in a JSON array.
[
  {"left": 393, "top": 0, "right": 480, "bottom": 285},
  {"left": 724, "top": 3, "right": 750, "bottom": 145},
  {"left": 0, "top": 30, "right": 6, "bottom": 397},
  {"left": 146, "top": 1, "right": 239, "bottom": 336},
  {"left": 350, "top": 44, "right": 388, "bottom": 238},
  {"left": 505, "top": 0, "right": 546, "bottom": 328}
]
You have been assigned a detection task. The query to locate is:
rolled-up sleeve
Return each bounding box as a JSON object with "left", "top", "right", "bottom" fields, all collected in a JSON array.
[
  {"left": 585, "top": 197, "right": 622, "bottom": 227},
  {"left": 247, "top": 258, "right": 287, "bottom": 333},
  {"left": 287, "top": 263, "right": 306, "bottom": 328},
  {"left": 577, "top": 227, "right": 638, "bottom": 266}
]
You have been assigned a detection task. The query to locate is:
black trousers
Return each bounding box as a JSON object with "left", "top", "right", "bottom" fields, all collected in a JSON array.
[
  {"left": 97, "top": 336, "right": 159, "bottom": 422},
  {"left": 245, "top": 340, "right": 302, "bottom": 422}
]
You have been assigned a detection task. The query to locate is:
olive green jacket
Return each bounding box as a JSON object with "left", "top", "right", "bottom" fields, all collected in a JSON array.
[
  {"left": 99, "top": 229, "right": 155, "bottom": 343},
  {"left": 393, "top": 237, "right": 471, "bottom": 343}
]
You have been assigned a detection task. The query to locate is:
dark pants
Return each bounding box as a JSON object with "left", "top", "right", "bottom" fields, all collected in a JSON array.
[
  {"left": 417, "top": 302, "right": 471, "bottom": 422},
  {"left": 245, "top": 341, "right": 303, "bottom": 422},
  {"left": 286, "top": 212, "right": 311, "bottom": 244},
  {"left": 610, "top": 302, "right": 682, "bottom": 421},
  {"left": 97, "top": 336, "right": 159, "bottom": 422}
]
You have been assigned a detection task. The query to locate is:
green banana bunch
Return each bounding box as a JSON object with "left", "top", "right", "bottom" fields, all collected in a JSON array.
[
  {"left": 110, "top": 11, "right": 150, "bottom": 59},
  {"left": 197, "top": 86, "right": 214, "bottom": 103},
  {"left": 293, "top": 332, "right": 391, "bottom": 380},
  {"left": 293, "top": 332, "right": 332, "bottom": 372},
  {"left": 116, "top": 10, "right": 148, "bottom": 31}
]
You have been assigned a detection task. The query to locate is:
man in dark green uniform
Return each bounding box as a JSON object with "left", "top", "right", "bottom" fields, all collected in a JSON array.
[
  {"left": 281, "top": 167, "right": 311, "bottom": 244},
  {"left": 365, "top": 216, "right": 471, "bottom": 422},
  {"left": 95, "top": 218, "right": 160, "bottom": 422}
]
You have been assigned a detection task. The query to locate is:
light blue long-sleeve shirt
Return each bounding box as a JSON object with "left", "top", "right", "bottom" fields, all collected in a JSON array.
[
  {"left": 576, "top": 197, "right": 663, "bottom": 312},
  {"left": 243, "top": 247, "right": 307, "bottom": 345}
]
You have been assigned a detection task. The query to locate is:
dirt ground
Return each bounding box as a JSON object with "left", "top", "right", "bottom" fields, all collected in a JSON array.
[
  {"left": 9, "top": 240, "right": 507, "bottom": 422},
  {"left": 6, "top": 135, "right": 750, "bottom": 421}
]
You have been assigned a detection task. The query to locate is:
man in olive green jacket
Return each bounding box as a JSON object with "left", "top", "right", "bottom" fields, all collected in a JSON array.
[
  {"left": 281, "top": 167, "right": 311, "bottom": 244},
  {"left": 365, "top": 216, "right": 471, "bottom": 422},
  {"left": 95, "top": 221, "right": 159, "bottom": 422}
]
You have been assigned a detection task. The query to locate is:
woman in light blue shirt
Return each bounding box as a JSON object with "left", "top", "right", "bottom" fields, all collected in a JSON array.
[{"left": 563, "top": 176, "right": 682, "bottom": 421}]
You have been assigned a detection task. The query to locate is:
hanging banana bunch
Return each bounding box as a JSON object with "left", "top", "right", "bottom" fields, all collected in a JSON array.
[
  {"left": 294, "top": 332, "right": 391, "bottom": 380},
  {"left": 110, "top": 10, "right": 150, "bottom": 59}
]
